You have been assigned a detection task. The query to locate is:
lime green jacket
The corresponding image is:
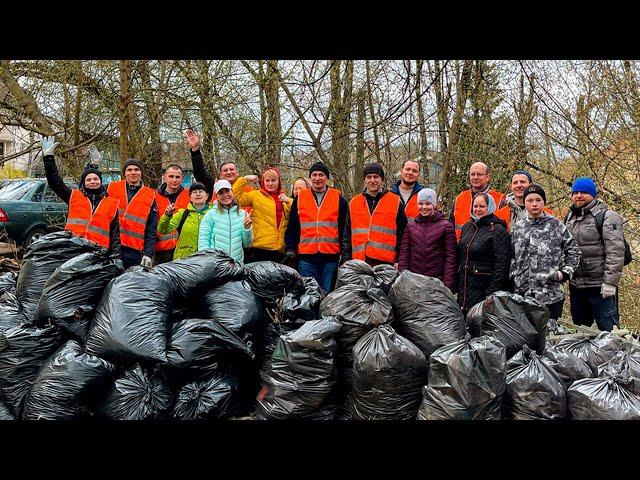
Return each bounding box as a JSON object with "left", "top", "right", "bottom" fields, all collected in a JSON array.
[{"left": 157, "top": 202, "right": 213, "bottom": 260}]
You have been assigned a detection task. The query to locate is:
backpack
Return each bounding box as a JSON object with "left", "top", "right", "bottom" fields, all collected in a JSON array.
[{"left": 565, "top": 209, "right": 632, "bottom": 266}]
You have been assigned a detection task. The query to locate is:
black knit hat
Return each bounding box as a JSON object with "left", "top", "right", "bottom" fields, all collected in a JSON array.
[
  {"left": 363, "top": 162, "right": 385, "bottom": 180},
  {"left": 122, "top": 158, "right": 144, "bottom": 174},
  {"left": 189, "top": 182, "right": 207, "bottom": 194},
  {"left": 523, "top": 184, "right": 546, "bottom": 203},
  {"left": 309, "top": 161, "right": 330, "bottom": 179},
  {"left": 79, "top": 167, "right": 103, "bottom": 188}
]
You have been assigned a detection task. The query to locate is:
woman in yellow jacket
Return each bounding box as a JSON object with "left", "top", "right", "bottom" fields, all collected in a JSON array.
[{"left": 235, "top": 166, "right": 292, "bottom": 263}]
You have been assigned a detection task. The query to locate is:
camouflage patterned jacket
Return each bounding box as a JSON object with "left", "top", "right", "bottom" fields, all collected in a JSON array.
[{"left": 510, "top": 213, "right": 582, "bottom": 305}]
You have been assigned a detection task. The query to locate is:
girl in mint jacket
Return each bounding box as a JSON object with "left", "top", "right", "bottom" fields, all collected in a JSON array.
[{"left": 198, "top": 180, "right": 253, "bottom": 262}]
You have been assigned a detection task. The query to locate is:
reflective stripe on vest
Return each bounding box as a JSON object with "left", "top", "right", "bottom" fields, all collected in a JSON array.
[
  {"left": 298, "top": 188, "right": 341, "bottom": 255},
  {"left": 155, "top": 188, "right": 190, "bottom": 251},
  {"left": 349, "top": 192, "right": 400, "bottom": 263},
  {"left": 107, "top": 180, "right": 156, "bottom": 251},
  {"left": 65, "top": 189, "right": 119, "bottom": 248},
  {"left": 453, "top": 189, "right": 505, "bottom": 241}
]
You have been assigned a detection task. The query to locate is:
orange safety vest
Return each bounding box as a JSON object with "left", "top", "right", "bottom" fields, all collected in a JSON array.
[
  {"left": 495, "top": 204, "right": 556, "bottom": 233},
  {"left": 298, "top": 188, "right": 341, "bottom": 255},
  {"left": 453, "top": 189, "right": 506, "bottom": 241},
  {"left": 155, "top": 188, "right": 191, "bottom": 252},
  {"left": 107, "top": 180, "right": 156, "bottom": 251},
  {"left": 350, "top": 192, "right": 400, "bottom": 263},
  {"left": 65, "top": 190, "right": 119, "bottom": 248}
]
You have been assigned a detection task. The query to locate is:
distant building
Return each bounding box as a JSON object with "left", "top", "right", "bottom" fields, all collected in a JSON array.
[{"left": 0, "top": 125, "right": 37, "bottom": 175}]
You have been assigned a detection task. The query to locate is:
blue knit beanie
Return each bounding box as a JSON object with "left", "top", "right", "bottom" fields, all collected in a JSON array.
[{"left": 571, "top": 177, "right": 597, "bottom": 197}]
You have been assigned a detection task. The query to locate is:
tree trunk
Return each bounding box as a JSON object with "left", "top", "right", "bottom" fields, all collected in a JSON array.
[
  {"left": 365, "top": 60, "right": 383, "bottom": 164},
  {"left": 415, "top": 60, "right": 430, "bottom": 181},
  {"left": 354, "top": 88, "right": 366, "bottom": 190},
  {"left": 265, "top": 60, "right": 282, "bottom": 170},
  {"left": 139, "top": 60, "right": 163, "bottom": 187},
  {"left": 437, "top": 60, "right": 473, "bottom": 204},
  {"left": 118, "top": 60, "right": 131, "bottom": 165}
]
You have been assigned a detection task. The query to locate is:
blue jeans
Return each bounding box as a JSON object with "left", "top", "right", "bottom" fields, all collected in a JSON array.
[
  {"left": 569, "top": 286, "right": 619, "bottom": 331},
  {"left": 298, "top": 257, "right": 339, "bottom": 293}
]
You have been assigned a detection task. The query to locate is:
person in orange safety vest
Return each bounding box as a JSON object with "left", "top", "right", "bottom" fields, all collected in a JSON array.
[
  {"left": 107, "top": 159, "right": 158, "bottom": 269},
  {"left": 41, "top": 137, "right": 120, "bottom": 254},
  {"left": 450, "top": 162, "right": 507, "bottom": 241}
]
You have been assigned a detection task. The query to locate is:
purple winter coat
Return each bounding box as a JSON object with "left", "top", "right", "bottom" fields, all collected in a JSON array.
[{"left": 398, "top": 211, "right": 457, "bottom": 292}]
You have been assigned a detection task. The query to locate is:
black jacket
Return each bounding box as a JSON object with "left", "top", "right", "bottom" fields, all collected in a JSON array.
[
  {"left": 43, "top": 155, "right": 120, "bottom": 255},
  {"left": 341, "top": 189, "right": 407, "bottom": 264},
  {"left": 190, "top": 149, "right": 215, "bottom": 195},
  {"left": 457, "top": 213, "right": 511, "bottom": 311}
]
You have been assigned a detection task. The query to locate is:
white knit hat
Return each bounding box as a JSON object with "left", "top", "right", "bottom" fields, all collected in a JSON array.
[{"left": 417, "top": 188, "right": 437, "bottom": 205}]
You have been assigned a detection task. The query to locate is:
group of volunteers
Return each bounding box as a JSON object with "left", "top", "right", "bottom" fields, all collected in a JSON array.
[{"left": 40, "top": 130, "right": 630, "bottom": 332}]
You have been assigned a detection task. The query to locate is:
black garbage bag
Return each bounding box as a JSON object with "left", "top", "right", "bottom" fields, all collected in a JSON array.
[
  {"left": 351, "top": 324, "right": 427, "bottom": 420},
  {"left": 0, "top": 288, "right": 27, "bottom": 332},
  {"left": 16, "top": 231, "right": 101, "bottom": 320},
  {"left": 465, "top": 291, "right": 548, "bottom": 358},
  {"left": 100, "top": 364, "right": 174, "bottom": 420},
  {"left": 152, "top": 249, "right": 245, "bottom": 299},
  {"left": 319, "top": 284, "right": 394, "bottom": 409},
  {"left": 335, "top": 259, "right": 399, "bottom": 294},
  {"left": 198, "top": 281, "right": 265, "bottom": 340},
  {"left": 245, "top": 261, "right": 305, "bottom": 302},
  {"left": 257, "top": 317, "right": 341, "bottom": 420},
  {"left": 164, "top": 318, "right": 255, "bottom": 384},
  {"left": 567, "top": 372, "right": 640, "bottom": 420},
  {"left": 0, "top": 399, "right": 14, "bottom": 420},
  {"left": 34, "top": 251, "right": 124, "bottom": 339},
  {"left": 556, "top": 332, "right": 624, "bottom": 375},
  {"left": 0, "top": 271, "right": 18, "bottom": 295},
  {"left": 173, "top": 372, "right": 240, "bottom": 420},
  {"left": 85, "top": 269, "right": 173, "bottom": 365},
  {"left": 503, "top": 345, "right": 567, "bottom": 420},
  {"left": 417, "top": 335, "right": 506, "bottom": 420},
  {"left": 540, "top": 344, "right": 593, "bottom": 389},
  {"left": 389, "top": 271, "right": 465, "bottom": 359},
  {"left": 22, "top": 340, "right": 115, "bottom": 420},
  {"left": 258, "top": 319, "right": 306, "bottom": 376},
  {"left": 0, "top": 323, "right": 62, "bottom": 416},
  {"left": 282, "top": 277, "right": 326, "bottom": 321},
  {"left": 597, "top": 350, "right": 640, "bottom": 392}
]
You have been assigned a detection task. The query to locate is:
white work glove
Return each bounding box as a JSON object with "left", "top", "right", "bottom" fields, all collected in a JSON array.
[
  {"left": 40, "top": 136, "right": 58, "bottom": 156},
  {"left": 140, "top": 255, "right": 153, "bottom": 268},
  {"left": 601, "top": 283, "right": 617, "bottom": 299},
  {"left": 87, "top": 144, "right": 102, "bottom": 166}
]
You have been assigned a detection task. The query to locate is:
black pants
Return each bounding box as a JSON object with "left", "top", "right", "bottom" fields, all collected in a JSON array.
[
  {"left": 545, "top": 299, "right": 564, "bottom": 321},
  {"left": 244, "top": 248, "right": 284, "bottom": 264},
  {"left": 153, "top": 249, "right": 174, "bottom": 265}
]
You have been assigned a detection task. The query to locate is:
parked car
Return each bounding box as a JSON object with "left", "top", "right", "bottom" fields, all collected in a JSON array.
[{"left": 0, "top": 178, "right": 75, "bottom": 247}]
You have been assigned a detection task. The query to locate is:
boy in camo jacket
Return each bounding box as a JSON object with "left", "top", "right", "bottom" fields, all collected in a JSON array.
[{"left": 510, "top": 184, "right": 582, "bottom": 321}]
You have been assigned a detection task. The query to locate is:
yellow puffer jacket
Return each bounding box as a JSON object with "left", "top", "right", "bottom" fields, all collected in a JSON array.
[{"left": 234, "top": 176, "right": 292, "bottom": 252}]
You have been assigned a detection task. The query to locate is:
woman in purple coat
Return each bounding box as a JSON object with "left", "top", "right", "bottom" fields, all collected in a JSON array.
[{"left": 398, "top": 188, "right": 457, "bottom": 292}]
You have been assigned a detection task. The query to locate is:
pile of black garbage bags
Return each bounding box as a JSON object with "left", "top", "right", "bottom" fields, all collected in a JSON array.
[{"left": 1, "top": 243, "right": 639, "bottom": 421}]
